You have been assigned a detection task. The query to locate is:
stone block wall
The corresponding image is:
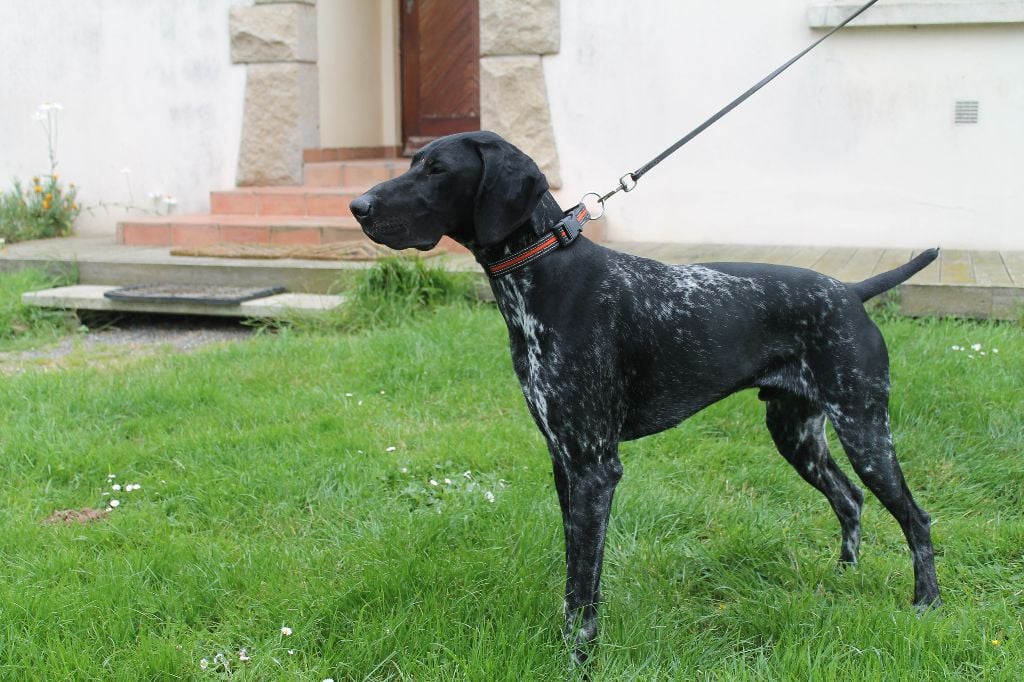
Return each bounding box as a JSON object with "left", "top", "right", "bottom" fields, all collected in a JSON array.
[
  {"left": 231, "top": 1, "right": 319, "bottom": 186},
  {"left": 480, "top": 0, "right": 562, "bottom": 187}
]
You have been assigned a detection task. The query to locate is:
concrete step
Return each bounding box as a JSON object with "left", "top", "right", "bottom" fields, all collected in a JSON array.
[
  {"left": 117, "top": 214, "right": 364, "bottom": 248},
  {"left": 22, "top": 284, "right": 344, "bottom": 319},
  {"left": 303, "top": 158, "right": 411, "bottom": 187},
  {"left": 211, "top": 186, "right": 364, "bottom": 217}
]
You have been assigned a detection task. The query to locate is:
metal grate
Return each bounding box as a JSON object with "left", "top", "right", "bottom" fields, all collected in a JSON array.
[{"left": 955, "top": 100, "right": 979, "bottom": 124}]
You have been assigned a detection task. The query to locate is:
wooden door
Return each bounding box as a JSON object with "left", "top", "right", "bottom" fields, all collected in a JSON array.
[{"left": 400, "top": 0, "right": 480, "bottom": 154}]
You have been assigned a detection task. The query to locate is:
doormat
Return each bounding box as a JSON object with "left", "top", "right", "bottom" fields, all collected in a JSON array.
[
  {"left": 104, "top": 284, "right": 286, "bottom": 306},
  {"left": 170, "top": 241, "right": 440, "bottom": 261}
]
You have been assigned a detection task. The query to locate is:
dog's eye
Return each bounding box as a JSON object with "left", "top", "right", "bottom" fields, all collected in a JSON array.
[{"left": 426, "top": 164, "right": 446, "bottom": 176}]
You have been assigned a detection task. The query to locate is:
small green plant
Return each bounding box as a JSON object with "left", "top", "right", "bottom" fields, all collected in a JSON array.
[
  {"left": 0, "top": 103, "right": 81, "bottom": 243},
  {"left": 0, "top": 175, "right": 80, "bottom": 243},
  {"left": 345, "top": 256, "right": 478, "bottom": 329},
  {"left": 0, "top": 268, "right": 79, "bottom": 351}
]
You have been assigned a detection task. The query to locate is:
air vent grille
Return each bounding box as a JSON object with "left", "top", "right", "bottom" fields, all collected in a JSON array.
[{"left": 955, "top": 100, "right": 979, "bottom": 124}]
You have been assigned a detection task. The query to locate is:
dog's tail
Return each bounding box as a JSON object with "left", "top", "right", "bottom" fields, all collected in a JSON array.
[{"left": 848, "top": 248, "right": 939, "bottom": 302}]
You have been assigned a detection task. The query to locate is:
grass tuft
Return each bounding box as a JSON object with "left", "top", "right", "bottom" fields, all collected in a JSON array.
[
  {"left": 260, "top": 256, "right": 479, "bottom": 336},
  {"left": 0, "top": 268, "right": 79, "bottom": 351}
]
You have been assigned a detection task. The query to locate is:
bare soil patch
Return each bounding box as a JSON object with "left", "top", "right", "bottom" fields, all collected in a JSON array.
[
  {"left": 42, "top": 508, "right": 109, "bottom": 525},
  {"left": 0, "top": 313, "right": 254, "bottom": 375}
]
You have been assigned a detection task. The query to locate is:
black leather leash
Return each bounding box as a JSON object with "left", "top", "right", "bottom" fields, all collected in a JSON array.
[{"left": 486, "top": 0, "right": 880, "bottom": 278}]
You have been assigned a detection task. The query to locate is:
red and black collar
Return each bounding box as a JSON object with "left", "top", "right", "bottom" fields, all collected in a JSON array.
[{"left": 485, "top": 203, "right": 591, "bottom": 278}]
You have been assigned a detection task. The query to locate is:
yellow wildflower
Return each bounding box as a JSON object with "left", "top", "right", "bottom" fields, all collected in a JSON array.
[
  {"left": 34, "top": 185, "right": 42, "bottom": 193},
  {"left": 992, "top": 639, "right": 1001, "bottom": 647}
]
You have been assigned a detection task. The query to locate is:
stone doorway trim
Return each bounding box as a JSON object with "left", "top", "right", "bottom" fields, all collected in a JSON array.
[
  {"left": 479, "top": 0, "right": 562, "bottom": 187},
  {"left": 230, "top": 0, "right": 320, "bottom": 187},
  {"left": 228, "top": 0, "right": 561, "bottom": 188}
]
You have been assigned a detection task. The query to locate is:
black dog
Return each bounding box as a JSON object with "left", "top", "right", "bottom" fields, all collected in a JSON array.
[{"left": 350, "top": 131, "right": 940, "bottom": 663}]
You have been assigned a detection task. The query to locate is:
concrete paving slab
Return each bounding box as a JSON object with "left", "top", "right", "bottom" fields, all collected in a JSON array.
[
  {"left": 22, "top": 285, "right": 344, "bottom": 319},
  {"left": 0, "top": 236, "right": 480, "bottom": 293}
]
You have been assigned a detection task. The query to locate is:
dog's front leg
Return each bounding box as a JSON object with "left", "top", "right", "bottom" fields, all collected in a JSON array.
[{"left": 552, "top": 450, "right": 623, "bottom": 666}]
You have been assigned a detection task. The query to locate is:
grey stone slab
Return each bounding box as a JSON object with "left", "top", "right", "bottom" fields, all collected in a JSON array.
[
  {"left": 237, "top": 63, "right": 320, "bottom": 186},
  {"left": 22, "top": 285, "right": 344, "bottom": 319},
  {"left": 230, "top": 3, "right": 317, "bottom": 63},
  {"left": 481, "top": 0, "right": 560, "bottom": 56},
  {"left": 481, "top": 56, "right": 561, "bottom": 187}
]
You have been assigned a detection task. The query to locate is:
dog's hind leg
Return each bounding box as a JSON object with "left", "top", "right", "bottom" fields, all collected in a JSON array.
[
  {"left": 551, "top": 451, "right": 623, "bottom": 666},
  {"left": 764, "top": 393, "right": 865, "bottom": 566},
  {"left": 827, "top": 399, "right": 941, "bottom": 608}
]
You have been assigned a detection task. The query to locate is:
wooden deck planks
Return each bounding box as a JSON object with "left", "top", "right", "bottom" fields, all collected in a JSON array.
[
  {"left": 808, "top": 247, "right": 856, "bottom": 279},
  {"left": 780, "top": 246, "right": 827, "bottom": 269},
  {"left": 999, "top": 251, "right": 1024, "bottom": 287},
  {"left": 832, "top": 248, "right": 884, "bottom": 283},
  {"left": 939, "top": 249, "right": 974, "bottom": 285},
  {"left": 873, "top": 249, "right": 915, "bottom": 277},
  {"left": 971, "top": 251, "right": 1012, "bottom": 286},
  {"left": 603, "top": 242, "right": 1024, "bottom": 319},
  {"left": 908, "top": 249, "right": 941, "bottom": 285}
]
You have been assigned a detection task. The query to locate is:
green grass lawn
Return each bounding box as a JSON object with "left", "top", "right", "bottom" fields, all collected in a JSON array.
[{"left": 0, "top": 295, "right": 1022, "bottom": 679}]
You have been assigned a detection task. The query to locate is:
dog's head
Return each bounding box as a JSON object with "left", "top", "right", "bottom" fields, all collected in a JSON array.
[{"left": 349, "top": 131, "right": 549, "bottom": 251}]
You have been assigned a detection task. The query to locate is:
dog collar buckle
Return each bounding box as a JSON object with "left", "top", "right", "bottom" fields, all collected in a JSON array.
[
  {"left": 553, "top": 203, "right": 589, "bottom": 247},
  {"left": 485, "top": 202, "right": 591, "bottom": 278}
]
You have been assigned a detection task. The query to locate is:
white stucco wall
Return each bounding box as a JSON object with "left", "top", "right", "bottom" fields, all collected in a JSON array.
[
  {"left": 544, "top": 1, "right": 1024, "bottom": 249},
  {"left": 0, "top": 0, "right": 249, "bottom": 236}
]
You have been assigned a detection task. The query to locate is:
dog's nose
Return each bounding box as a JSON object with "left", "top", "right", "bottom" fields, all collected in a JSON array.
[{"left": 349, "top": 195, "right": 373, "bottom": 221}]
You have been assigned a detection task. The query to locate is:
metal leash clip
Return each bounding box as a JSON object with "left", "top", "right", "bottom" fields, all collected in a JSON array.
[{"left": 553, "top": 194, "right": 604, "bottom": 246}]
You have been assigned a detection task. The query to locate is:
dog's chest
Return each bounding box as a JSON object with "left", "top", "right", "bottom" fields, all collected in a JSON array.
[{"left": 493, "top": 278, "right": 555, "bottom": 384}]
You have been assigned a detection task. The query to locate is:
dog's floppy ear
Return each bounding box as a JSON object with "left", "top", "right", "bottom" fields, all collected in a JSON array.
[{"left": 473, "top": 136, "right": 549, "bottom": 247}]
